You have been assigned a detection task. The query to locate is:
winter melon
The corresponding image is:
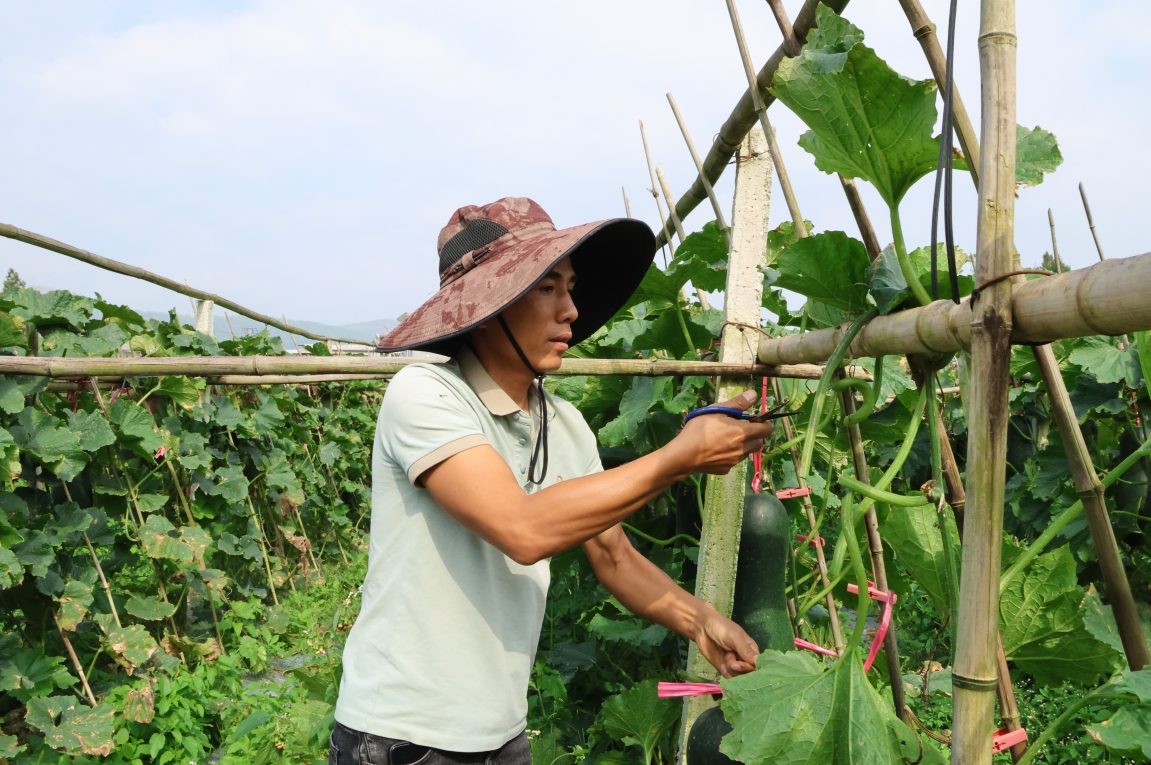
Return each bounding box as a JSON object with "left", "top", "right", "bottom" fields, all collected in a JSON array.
[
  {"left": 731, "top": 491, "right": 794, "bottom": 654},
  {"left": 686, "top": 706, "right": 736, "bottom": 765}
]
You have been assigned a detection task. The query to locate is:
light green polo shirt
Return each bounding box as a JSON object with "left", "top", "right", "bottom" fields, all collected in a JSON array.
[{"left": 335, "top": 347, "right": 602, "bottom": 751}]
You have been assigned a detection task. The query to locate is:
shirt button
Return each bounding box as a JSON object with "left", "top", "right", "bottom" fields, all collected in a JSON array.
[
  {"left": 519, "top": 466, "right": 526, "bottom": 474},
  {"left": 519, "top": 438, "right": 526, "bottom": 445}
]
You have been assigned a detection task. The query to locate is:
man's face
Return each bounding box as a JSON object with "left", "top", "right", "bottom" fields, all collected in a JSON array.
[{"left": 496, "top": 257, "right": 578, "bottom": 373}]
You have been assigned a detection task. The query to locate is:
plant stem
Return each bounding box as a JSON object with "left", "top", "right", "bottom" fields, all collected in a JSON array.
[
  {"left": 927, "top": 376, "right": 960, "bottom": 632},
  {"left": 839, "top": 476, "right": 928, "bottom": 507},
  {"left": 621, "top": 524, "right": 700, "bottom": 547},
  {"left": 798, "top": 307, "right": 879, "bottom": 480},
  {"left": 841, "top": 493, "right": 870, "bottom": 655},
  {"left": 53, "top": 612, "right": 97, "bottom": 706},
  {"left": 853, "top": 385, "right": 929, "bottom": 519},
  {"left": 890, "top": 206, "right": 933, "bottom": 307}
]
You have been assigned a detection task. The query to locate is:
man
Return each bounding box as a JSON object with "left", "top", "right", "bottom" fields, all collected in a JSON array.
[{"left": 332, "top": 198, "right": 771, "bottom": 765}]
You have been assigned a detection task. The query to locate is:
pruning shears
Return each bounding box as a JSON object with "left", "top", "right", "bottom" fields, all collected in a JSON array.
[{"left": 683, "top": 400, "right": 797, "bottom": 425}]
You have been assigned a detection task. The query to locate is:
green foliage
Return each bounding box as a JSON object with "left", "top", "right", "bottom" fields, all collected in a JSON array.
[
  {"left": 599, "top": 680, "right": 680, "bottom": 765},
  {"left": 773, "top": 231, "right": 871, "bottom": 314},
  {"left": 1015, "top": 125, "right": 1064, "bottom": 188}
]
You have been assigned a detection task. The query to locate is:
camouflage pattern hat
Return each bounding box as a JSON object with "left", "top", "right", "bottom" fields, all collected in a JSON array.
[{"left": 377, "top": 197, "right": 655, "bottom": 355}]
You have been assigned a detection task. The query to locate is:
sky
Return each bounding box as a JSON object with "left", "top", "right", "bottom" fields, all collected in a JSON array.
[{"left": 1, "top": 0, "right": 1147, "bottom": 326}]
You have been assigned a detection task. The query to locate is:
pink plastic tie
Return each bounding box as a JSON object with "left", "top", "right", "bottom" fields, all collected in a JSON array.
[
  {"left": 751, "top": 377, "right": 769, "bottom": 494},
  {"left": 992, "top": 727, "right": 1028, "bottom": 753},
  {"left": 776, "top": 487, "right": 812, "bottom": 500},
  {"left": 657, "top": 682, "right": 723, "bottom": 698},
  {"left": 793, "top": 638, "right": 839, "bottom": 658},
  {"left": 846, "top": 582, "right": 897, "bottom": 672},
  {"left": 796, "top": 533, "right": 826, "bottom": 548}
]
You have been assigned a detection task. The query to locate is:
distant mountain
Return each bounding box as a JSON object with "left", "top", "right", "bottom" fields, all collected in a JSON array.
[{"left": 139, "top": 311, "right": 395, "bottom": 345}]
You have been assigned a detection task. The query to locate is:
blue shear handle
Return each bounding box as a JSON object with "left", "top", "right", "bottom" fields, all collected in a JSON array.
[{"left": 683, "top": 405, "right": 749, "bottom": 424}]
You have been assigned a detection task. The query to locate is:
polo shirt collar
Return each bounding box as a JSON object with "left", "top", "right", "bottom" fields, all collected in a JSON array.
[{"left": 457, "top": 346, "right": 557, "bottom": 421}]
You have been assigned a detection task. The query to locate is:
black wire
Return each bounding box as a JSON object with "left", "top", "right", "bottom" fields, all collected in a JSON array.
[
  {"left": 931, "top": 0, "right": 962, "bottom": 304},
  {"left": 496, "top": 315, "right": 549, "bottom": 484}
]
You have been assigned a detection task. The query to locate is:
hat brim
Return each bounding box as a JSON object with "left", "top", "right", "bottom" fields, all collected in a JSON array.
[{"left": 378, "top": 218, "right": 655, "bottom": 356}]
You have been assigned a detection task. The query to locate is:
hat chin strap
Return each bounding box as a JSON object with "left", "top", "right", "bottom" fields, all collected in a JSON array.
[{"left": 496, "top": 315, "right": 549, "bottom": 485}]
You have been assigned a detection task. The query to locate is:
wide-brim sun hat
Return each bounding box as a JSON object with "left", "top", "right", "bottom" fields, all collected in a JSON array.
[{"left": 377, "top": 197, "right": 656, "bottom": 356}]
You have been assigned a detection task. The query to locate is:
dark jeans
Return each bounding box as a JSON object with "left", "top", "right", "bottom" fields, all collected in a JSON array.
[{"left": 329, "top": 722, "right": 531, "bottom": 765}]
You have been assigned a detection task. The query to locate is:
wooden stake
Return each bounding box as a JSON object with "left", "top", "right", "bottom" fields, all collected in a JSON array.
[
  {"left": 0, "top": 222, "right": 362, "bottom": 345},
  {"left": 53, "top": 612, "right": 97, "bottom": 706},
  {"left": 678, "top": 126, "right": 772, "bottom": 758},
  {"left": 282, "top": 314, "right": 302, "bottom": 354},
  {"left": 622, "top": 187, "right": 632, "bottom": 218},
  {"left": 667, "top": 93, "right": 733, "bottom": 248},
  {"left": 1078, "top": 183, "right": 1130, "bottom": 349},
  {"left": 61, "top": 482, "right": 122, "bottom": 629},
  {"left": 1047, "top": 209, "right": 1063, "bottom": 273},
  {"left": 951, "top": 0, "right": 1018, "bottom": 759}
]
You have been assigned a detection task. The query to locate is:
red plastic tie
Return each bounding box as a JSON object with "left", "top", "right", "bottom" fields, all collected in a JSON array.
[
  {"left": 991, "top": 727, "right": 1028, "bottom": 753},
  {"left": 777, "top": 487, "right": 812, "bottom": 500},
  {"left": 796, "top": 533, "right": 825, "bottom": 548},
  {"left": 657, "top": 682, "right": 723, "bottom": 698}
]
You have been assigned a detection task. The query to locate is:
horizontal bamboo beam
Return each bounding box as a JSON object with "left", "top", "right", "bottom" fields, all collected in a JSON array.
[
  {"left": 0, "top": 222, "right": 364, "bottom": 346},
  {"left": 47, "top": 374, "right": 392, "bottom": 391},
  {"left": 654, "top": 0, "right": 850, "bottom": 247},
  {"left": 758, "top": 251, "right": 1151, "bottom": 365},
  {"left": 0, "top": 355, "right": 848, "bottom": 381}
]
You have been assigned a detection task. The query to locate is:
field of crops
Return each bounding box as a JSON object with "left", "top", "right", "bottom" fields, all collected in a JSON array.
[{"left": 3, "top": 2, "right": 1151, "bottom": 765}]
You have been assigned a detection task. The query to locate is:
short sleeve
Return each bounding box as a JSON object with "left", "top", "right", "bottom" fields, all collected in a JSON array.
[{"left": 380, "top": 366, "right": 490, "bottom": 486}]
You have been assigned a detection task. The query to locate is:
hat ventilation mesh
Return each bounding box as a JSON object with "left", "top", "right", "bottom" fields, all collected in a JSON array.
[{"left": 438, "top": 220, "right": 510, "bottom": 274}]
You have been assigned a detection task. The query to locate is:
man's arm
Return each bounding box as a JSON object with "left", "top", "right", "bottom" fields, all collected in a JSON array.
[
  {"left": 421, "top": 390, "right": 771, "bottom": 565},
  {"left": 583, "top": 524, "right": 759, "bottom": 677}
]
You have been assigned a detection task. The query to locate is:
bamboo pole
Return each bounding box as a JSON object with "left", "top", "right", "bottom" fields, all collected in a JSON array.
[
  {"left": 4, "top": 354, "right": 848, "bottom": 381},
  {"left": 654, "top": 0, "right": 850, "bottom": 247},
  {"left": 894, "top": 0, "right": 1149, "bottom": 678},
  {"left": 724, "top": 0, "right": 808, "bottom": 237},
  {"left": 910, "top": 361, "right": 1027, "bottom": 761},
  {"left": 667, "top": 93, "right": 733, "bottom": 249},
  {"left": 1079, "top": 183, "right": 1130, "bottom": 350},
  {"left": 1047, "top": 209, "right": 1064, "bottom": 274},
  {"left": 951, "top": 0, "right": 1018, "bottom": 758},
  {"left": 53, "top": 612, "right": 97, "bottom": 706},
  {"left": 656, "top": 165, "right": 712, "bottom": 310},
  {"left": 0, "top": 222, "right": 363, "bottom": 346},
  {"left": 622, "top": 187, "right": 632, "bottom": 218},
  {"left": 754, "top": 250, "right": 1151, "bottom": 364},
  {"left": 639, "top": 120, "right": 672, "bottom": 266},
  {"left": 678, "top": 126, "right": 773, "bottom": 760}
]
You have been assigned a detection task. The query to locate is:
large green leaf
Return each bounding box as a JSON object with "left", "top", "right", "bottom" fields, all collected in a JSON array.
[
  {"left": 530, "top": 729, "right": 574, "bottom": 765},
  {"left": 25, "top": 697, "right": 115, "bottom": 756},
  {"left": 125, "top": 594, "right": 178, "bottom": 621},
  {"left": 770, "top": 6, "right": 949, "bottom": 209},
  {"left": 10, "top": 408, "right": 88, "bottom": 480},
  {"left": 868, "top": 244, "right": 972, "bottom": 314},
  {"left": 600, "top": 679, "right": 681, "bottom": 765},
  {"left": 672, "top": 221, "right": 729, "bottom": 293},
  {"left": 66, "top": 409, "right": 116, "bottom": 452},
  {"left": 720, "top": 649, "right": 940, "bottom": 764},
  {"left": 158, "top": 376, "right": 205, "bottom": 410},
  {"left": 7, "top": 288, "right": 95, "bottom": 329},
  {"left": 138, "top": 515, "right": 208, "bottom": 564},
  {"left": 0, "top": 648, "right": 76, "bottom": 702},
  {"left": 0, "top": 313, "right": 27, "bottom": 348},
  {"left": 774, "top": 231, "right": 871, "bottom": 314},
  {"left": 598, "top": 378, "right": 672, "bottom": 448},
  {"left": 56, "top": 580, "right": 94, "bottom": 631},
  {"left": 210, "top": 465, "right": 250, "bottom": 504},
  {"left": 96, "top": 614, "right": 160, "bottom": 670},
  {"left": 999, "top": 543, "right": 1122, "bottom": 684},
  {"left": 1015, "top": 125, "right": 1063, "bottom": 188},
  {"left": 588, "top": 614, "right": 667, "bottom": 647},
  {"left": 0, "top": 546, "right": 21, "bottom": 589},
  {"left": 110, "top": 398, "right": 166, "bottom": 457},
  {"left": 880, "top": 504, "right": 960, "bottom": 617},
  {"left": 1068, "top": 336, "right": 1130, "bottom": 385}
]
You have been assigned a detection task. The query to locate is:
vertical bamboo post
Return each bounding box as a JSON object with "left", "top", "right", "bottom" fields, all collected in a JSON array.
[
  {"left": 667, "top": 93, "right": 733, "bottom": 249},
  {"left": 622, "top": 187, "right": 633, "bottom": 218},
  {"left": 677, "top": 125, "right": 772, "bottom": 759},
  {"left": 951, "top": 0, "right": 1017, "bottom": 760},
  {"left": 1078, "top": 183, "right": 1130, "bottom": 349},
  {"left": 1047, "top": 209, "right": 1063, "bottom": 273},
  {"left": 195, "top": 299, "right": 214, "bottom": 337}
]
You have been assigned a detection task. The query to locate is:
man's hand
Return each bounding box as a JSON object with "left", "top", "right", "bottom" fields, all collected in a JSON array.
[
  {"left": 692, "top": 606, "right": 760, "bottom": 678},
  {"left": 665, "top": 390, "right": 774, "bottom": 476}
]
